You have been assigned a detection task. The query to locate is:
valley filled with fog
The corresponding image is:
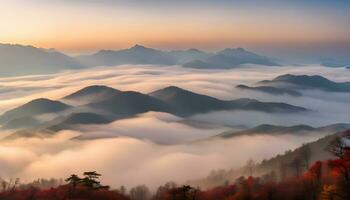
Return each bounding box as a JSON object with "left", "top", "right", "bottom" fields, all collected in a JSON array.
[{"left": 0, "top": 63, "right": 349, "bottom": 189}]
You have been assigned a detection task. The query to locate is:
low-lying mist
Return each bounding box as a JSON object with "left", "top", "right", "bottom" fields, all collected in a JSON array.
[
  {"left": 0, "top": 63, "right": 349, "bottom": 189},
  {"left": 0, "top": 128, "right": 331, "bottom": 189}
]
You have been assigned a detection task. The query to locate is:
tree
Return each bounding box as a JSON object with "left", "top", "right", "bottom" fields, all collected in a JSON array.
[
  {"left": 81, "top": 171, "right": 102, "bottom": 189},
  {"left": 129, "top": 185, "right": 151, "bottom": 200},
  {"left": 290, "top": 157, "right": 303, "bottom": 177},
  {"left": 245, "top": 159, "right": 256, "bottom": 177},
  {"left": 279, "top": 161, "right": 288, "bottom": 180},
  {"left": 300, "top": 144, "right": 311, "bottom": 169},
  {"left": 65, "top": 174, "right": 81, "bottom": 193},
  {"left": 327, "top": 137, "right": 347, "bottom": 159}
]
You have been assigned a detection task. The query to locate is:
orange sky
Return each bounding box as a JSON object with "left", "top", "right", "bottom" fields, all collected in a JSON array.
[{"left": 0, "top": 1, "right": 349, "bottom": 54}]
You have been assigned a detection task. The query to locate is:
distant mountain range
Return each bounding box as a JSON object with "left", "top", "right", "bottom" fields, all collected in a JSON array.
[
  {"left": 76, "top": 45, "right": 280, "bottom": 69},
  {"left": 0, "top": 85, "right": 308, "bottom": 139},
  {"left": 0, "top": 43, "right": 280, "bottom": 77},
  {"left": 182, "top": 48, "right": 279, "bottom": 68},
  {"left": 236, "top": 74, "right": 350, "bottom": 96},
  {"left": 0, "top": 44, "right": 84, "bottom": 77}
]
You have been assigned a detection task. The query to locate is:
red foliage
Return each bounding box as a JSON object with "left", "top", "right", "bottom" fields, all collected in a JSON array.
[{"left": 0, "top": 185, "right": 129, "bottom": 200}]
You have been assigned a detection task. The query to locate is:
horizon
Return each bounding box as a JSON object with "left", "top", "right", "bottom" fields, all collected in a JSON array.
[{"left": 0, "top": 0, "right": 349, "bottom": 60}]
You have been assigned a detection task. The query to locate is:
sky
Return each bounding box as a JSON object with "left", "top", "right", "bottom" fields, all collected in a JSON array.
[{"left": 0, "top": 0, "right": 349, "bottom": 58}]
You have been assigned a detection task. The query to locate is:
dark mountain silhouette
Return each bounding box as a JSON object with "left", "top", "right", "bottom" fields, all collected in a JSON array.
[
  {"left": 4, "top": 112, "right": 113, "bottom": 139},
  {"left": 236, "top": 84, "right": 302, "bottom": 97},
  {"left": 149, "top": 86, "right": 229, "bottom": 116},
  {"left": 183, "top": 48, "right": 280, "bottom": 69},
  {"left": 1, "top": 116, "right": 41, "bottom": 130},
  {"left": 0, "top": 43, "right": 83, "bottom": 77},
  {"left": 0, "top": 86, "right": 308, "bottom": 137},
  {"left": 47, "top": 112, "right": 113, "bottom": 132},
  {"left": 259, "top": 74, "right": 350, "bottom": 92},
  {"left": 76, "top": 44, "right": 177, "bottom": 66},
  {"left": 63, "top": 85, "right": 122, "bottom": 104},
  {"left": 150, "top": 86, "right": 307, "bottom": 116},
  {"left": 217, "top": 123, "right": 350, "bottom": 138},
  {"left": 0, "top": 98, "right": 71, "bottom": 124},
  {"left": 87, "top": 91, "right": 173, "bottom": 117}
]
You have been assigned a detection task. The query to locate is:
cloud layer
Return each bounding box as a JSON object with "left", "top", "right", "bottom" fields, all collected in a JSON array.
[{"left": 0, "top": 64, "right": 349, "bottom": 188}]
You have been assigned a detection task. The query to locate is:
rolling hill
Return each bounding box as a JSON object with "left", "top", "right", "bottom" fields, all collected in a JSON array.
[
  {"left": 259, "top": 74, "right": 350, "bottom": 92},
  {"left": 0, "top": 98, "right": 71, "bottom": 124},
  {"left": 0, "top": 85, "right": 309, "bottom": 138}
]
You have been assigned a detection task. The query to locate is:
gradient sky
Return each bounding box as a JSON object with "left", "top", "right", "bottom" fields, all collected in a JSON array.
[{"left": 0, "top": 0, "right": 349, "bottom": 59}]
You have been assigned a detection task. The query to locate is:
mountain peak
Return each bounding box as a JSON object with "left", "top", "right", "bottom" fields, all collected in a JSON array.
[
  {"left": 130, "top": 44, "right": 148, "bottom": 50},
  {"left": 219, "top": 47, "right": 248, "bottom": 55},
  {"left": 63, "top": 85, "right": 121, "bottom": 101}
]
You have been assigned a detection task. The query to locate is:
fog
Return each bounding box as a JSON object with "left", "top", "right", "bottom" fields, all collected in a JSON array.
[
  {"left": 0, "top": 129, "right": 331, "bottom": 189},
  {"left": 0, "top": 64, "right": 349, "bottom": 114},
  {"left": 74, "top": 112, "right": 230, "bottom": 144},
  {"left": 0, "top": 64, "right": 349, "bottom": 189}
]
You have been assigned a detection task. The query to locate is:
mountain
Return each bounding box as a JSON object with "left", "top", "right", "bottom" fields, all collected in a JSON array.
[
  {"left": 150, "top": 86, "right": 307, "bottom": 116},
  {"left": 1, "top": 116, "right": 41, "bottom": 130},
  {"left": 227, "top": 98, "right": 307, "bottom": 113},
  {"left": 77, "top": 45, "right": 279, "bottom": 69},
  {"left": 236, "top": 84, "right": 302, "bottom": 97},
  {"left": 4, "top": 112, "right": 113, "bottom": 139},
  {"left": 0, "top": 43, "right": 84, "bottom": 77},
  {"left": 259, "top": 74, "right": 350, "bottom": 92},
  {"left": 63, "top": 85, "right": 122, "bottom": 104},
  {"left": 1, "top": 86, "right": 309, "bottom": 138},
  {"left": 168, "top": 48, "right": 209, "bottom": 63},
  {"left": 47, "top": 112, "right": 113, "bottom": 132},
  {"left": 87, "top": 91, "right": 173, "bottom": 118},
  {"left": 190, "top": 128, "right": 350, "bottom": 189},
  {"left": 149, "top": 86, "right": 229, "bottom": 116},
  {"left": 0, "top": 43, "right": 280, "bottom": 77},
  {"left": 183, "top": 48, "right": 280, "bottom": 69},
  {"left": 0, "top": 98, "right": 71, "bottom": 124},
  {"left": 217, "top": 123, "right": 350, "bottom": 138},
  {"left": 76, "top": 44, "right": 177, "bottom": 66}
]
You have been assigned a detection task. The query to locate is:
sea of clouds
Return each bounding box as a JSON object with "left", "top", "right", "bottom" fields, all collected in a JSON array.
[{"left": 0, "top": 64, "right": 349, "bottom": 189}]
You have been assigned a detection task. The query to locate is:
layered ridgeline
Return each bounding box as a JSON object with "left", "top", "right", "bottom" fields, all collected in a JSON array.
[
  {"left": 0, "top": 43, "right": 279, "bottom": 77},
  {"left": 77, "top": 45, "right": 279, "bottom": 68},
  {"left": 0, "top": 85, "right": 308, "bottom": 139},
  {"left": 236, "top": 74, "right": 350, "bottom": 96}
]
